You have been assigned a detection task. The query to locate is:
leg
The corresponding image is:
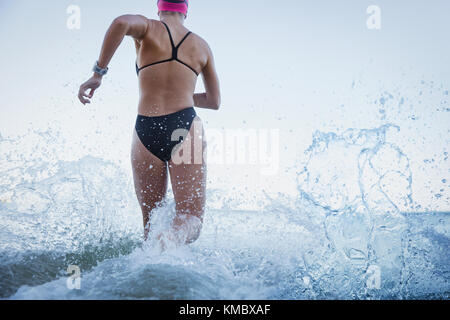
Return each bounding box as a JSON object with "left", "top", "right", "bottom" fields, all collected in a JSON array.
[
  {"left": 168, "top": 117, "right": 207, "bottom": 244},
  {"left": 131, "top": 129, "right": 168, "bottom": 240}
]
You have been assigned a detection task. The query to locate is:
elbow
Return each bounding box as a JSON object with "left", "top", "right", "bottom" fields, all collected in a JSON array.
[
  {"left": 210, "top": 95, "right": 221, "bottom": 110},
  {"left": 211, "top": 102, "right": 220, "bottom": 111},
  {"left": 112, "top": 16, "right": 129, "bottom": 30}
]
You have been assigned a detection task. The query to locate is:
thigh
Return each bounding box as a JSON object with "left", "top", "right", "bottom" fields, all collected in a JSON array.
[
  {"left": 131, "top": 129, "right": 168, "bottom": 210},
  {"left": 168, "top": 117, "right": 207, "bottom": 221}
]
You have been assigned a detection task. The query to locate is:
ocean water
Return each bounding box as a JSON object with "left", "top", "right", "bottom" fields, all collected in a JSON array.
[{"left": 0, "top": 124, "right": 448, "bottom": 300}]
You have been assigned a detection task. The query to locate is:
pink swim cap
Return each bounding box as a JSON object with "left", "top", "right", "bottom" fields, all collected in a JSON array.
[{"left": 157, "top": 0, "right": 189, "bottom": 17}]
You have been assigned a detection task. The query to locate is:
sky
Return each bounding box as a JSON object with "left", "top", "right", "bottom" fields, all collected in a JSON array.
[{"left": 0, "top": 0, "right": 449, "bottom": 211}]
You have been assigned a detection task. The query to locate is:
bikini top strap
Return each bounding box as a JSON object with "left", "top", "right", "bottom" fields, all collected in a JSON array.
[
  {"left": 175, "top": 31, "right": 192, "bottom": 49},
  {"left": 160, "top": 21, "right": 176, "bottom": 48},
  {"left": 161, "top": 21, "right": 192, "bottom": 48}
]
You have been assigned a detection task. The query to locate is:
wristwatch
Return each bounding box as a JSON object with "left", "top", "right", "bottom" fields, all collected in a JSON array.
[{"left": 93, "top": 61, "right": 108, "bottom": 76}]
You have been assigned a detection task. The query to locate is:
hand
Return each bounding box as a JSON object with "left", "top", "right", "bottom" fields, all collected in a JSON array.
[{"left": 78, "top": 74, "right": 102, "bottom": 105}]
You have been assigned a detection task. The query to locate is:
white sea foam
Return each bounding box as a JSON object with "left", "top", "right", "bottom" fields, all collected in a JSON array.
[{"left": 1, "top": 125, "right": 449, "bottom": 299}]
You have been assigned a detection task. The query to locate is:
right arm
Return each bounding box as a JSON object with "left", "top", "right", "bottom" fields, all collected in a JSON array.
[
  {"left": 78, "top": 15, "right": 148, "bottom": 105},
  {"left": 194, "top": 44, "right": 221, "bottom": 110}
]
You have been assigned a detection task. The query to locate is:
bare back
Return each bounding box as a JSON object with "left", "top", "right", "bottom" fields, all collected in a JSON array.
[
  {"left": 135, "top": 19, "right": 209, "bottom": 116},
  {"left": 78, "top": 12, "right": 221, "bottom": 245}
]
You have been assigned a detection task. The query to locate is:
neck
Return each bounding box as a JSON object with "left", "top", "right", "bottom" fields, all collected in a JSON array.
[{"left": 159, "top": 12, "right": 185, "bottom": 25}]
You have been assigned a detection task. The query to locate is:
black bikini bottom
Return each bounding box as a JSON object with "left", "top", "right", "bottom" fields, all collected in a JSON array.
[{"left": 135, "top": 107, "right": 197, "bottom": 163}]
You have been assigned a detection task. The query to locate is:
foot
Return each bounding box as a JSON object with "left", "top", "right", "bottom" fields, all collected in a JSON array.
[
  {"left": 155, "top": 229, "right": 182, "bottom": 251},
  {"left": 155, "top": 215, "right": 203, "bottom": 251}
]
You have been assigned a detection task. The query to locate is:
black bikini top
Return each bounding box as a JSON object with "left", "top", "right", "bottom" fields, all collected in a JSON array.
[{"left": 136, "top": 21, "right": 199, "bottom": 76}]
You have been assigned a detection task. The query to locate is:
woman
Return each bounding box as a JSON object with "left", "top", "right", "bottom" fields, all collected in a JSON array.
[{"left": 78, "top": 0, "right": 221, "bottom": 247}]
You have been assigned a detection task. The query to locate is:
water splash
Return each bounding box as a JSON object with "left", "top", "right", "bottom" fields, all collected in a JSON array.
[
  {"left": 295, "top": 124, "right": 417, "bottom": 298},
  {"left": 1, "top": 125, "right": 448, "bottom": 299}
]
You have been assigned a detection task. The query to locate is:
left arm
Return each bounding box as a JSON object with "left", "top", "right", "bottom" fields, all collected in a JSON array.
[{"left": 78, "top": 15, "right": 149, "bottom": 105}]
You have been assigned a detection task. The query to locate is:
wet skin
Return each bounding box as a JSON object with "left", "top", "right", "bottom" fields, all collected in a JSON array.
[{"left": 78, "top": 12, "right": 221, "bottom": 246}]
